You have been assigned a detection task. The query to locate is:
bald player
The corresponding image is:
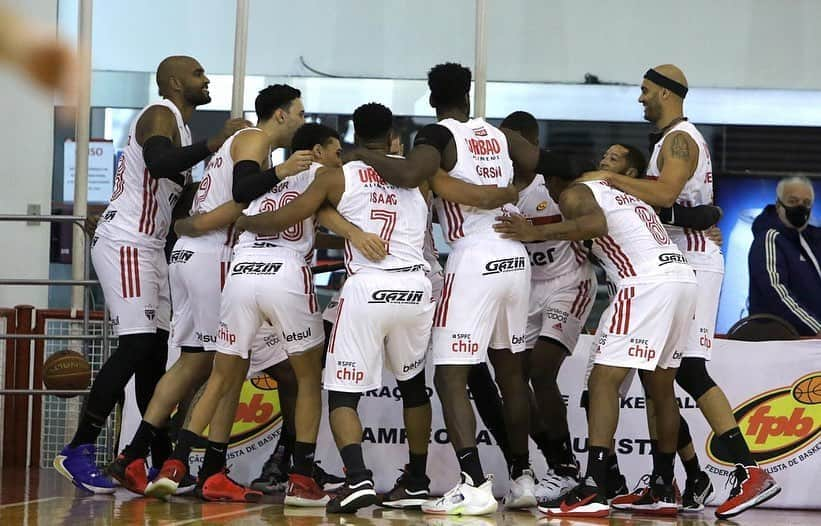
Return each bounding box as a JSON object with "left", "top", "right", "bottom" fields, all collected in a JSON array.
[
  {"left": 600, "top": 64, "right": 780, "bottom": 519},
  {"left": 54, "top": 56, "right": 248, "bottom": 494}
]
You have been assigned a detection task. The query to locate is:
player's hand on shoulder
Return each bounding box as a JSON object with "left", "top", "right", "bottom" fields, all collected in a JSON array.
[
  {"left": 705, "top": 225, "right": 723, "bottom": 247},
  {"left": 493, "top": 213, "right": 536, "bottom": 242},
  {"left": 276, "top": 150, "right": 314, "bottom": 178},
  {"left": 349, "top": 230, "right": 388, "bottom": 262},
  {"left": 209, "top": 118, "right": 253, "bottom": 152}
]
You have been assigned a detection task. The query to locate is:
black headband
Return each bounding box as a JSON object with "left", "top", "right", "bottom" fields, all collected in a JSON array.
[{"left": 644, "top": 69, "right": 688, "bottom": 98}]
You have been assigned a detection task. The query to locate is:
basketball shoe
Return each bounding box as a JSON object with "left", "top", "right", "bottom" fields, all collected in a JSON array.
[
  {"left": 313, "top": 461, "right": 345, "bottom": 491},
  {"left": 54, "top": 443, "right": 115, "bottom": 494},
  {"left": 503, "top": 468, "right": 537, "bottom": 509},
  {"left": 715, "top": 464, "right": 780, "bottom": 519},
  {"left": 250, "top": 454, "right": 288, "bottom": 494},
  {"left": 196, "top": 468, "right": 262, "bottom": 502},
  {"left": 379, "top": 467, "right": 430, "bottom": 509},
  {"left": 681, "top": 470, "right": 714, "bottom": 512},
  {"left": 534, "top": 468, "right": 578, "bottom": 503},
  {"left": 146, "top": 465, "right": 196, "bottom": 495},
  {"left": 610, "top": 473, "right": 651, "bottom": 510},
  {"left": 421, "top": 473, "right": 497, "bottom": 516},
  {"left": 540, "top": 477, "right": 609, "bottom": 518},
  {"left": 284, "top": 473, "right": 330, "bottom": 507},
  {"left": 107, "top": 455, "right": 148, "bottom": 495},
  {"left": 144, "top": 458, "right": 187, "bottom": 499},
  {"left": 327, "top": 473, "right": 378, "bottom": 513},
  {"left": 630, "top": 475, "right": 679, "bottom": 516}
]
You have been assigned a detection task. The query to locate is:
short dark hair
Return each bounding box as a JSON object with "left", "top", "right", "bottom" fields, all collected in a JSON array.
[
  {"left": 501, "top": 111, "right": 540, "bottom": 145},
  {"left": 352, "top": 103, "right": 393, "bottom": 142},
  {"left": 428, "top": 62, "right": 471, "bottom": 109},
  {"left": 256, "top": 84, "right": 301, "bottom": 121},
  {"left": 291, "top": 123, "right": 340, "bottom": 151},
  {"left": 615, "top": 143, "right": 647, "bottom": 176}
]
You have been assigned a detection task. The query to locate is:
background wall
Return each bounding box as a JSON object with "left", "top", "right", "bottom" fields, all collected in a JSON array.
[
  {"left": 60, "top": 0, "right": 821, "bottom": 89},
  {"left": 0, "top": 0, "right": 57, "bottom": 309}
]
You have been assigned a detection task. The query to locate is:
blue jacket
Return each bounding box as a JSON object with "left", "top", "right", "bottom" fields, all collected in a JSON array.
[{"left": 748, "top": 205, "right": 821, "bottom": 336}]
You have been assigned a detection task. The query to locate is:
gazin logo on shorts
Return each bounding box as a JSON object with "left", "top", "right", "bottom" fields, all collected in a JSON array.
[
  {"left": 482, "top": 257, "right": 526, "bottom": 275},
  {"left": 170, "top": 250, "right": 194, "bottom": 263},
  {"left": 706, "top": 372, "right": 821, "bottom": 465},
  {"left": 231, "top": 262, "right": 282, "bottom": 275},
  {"left": 368, "top": 290, "right": 424, "bottom": 304}
]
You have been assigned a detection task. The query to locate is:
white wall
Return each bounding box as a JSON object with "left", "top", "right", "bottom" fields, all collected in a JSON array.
[
  {"left": 78, "top": 0, "right": 821, "bottom": 90},
  {"left": 0, "top": 0, "right": 57, "bottom": 309}
]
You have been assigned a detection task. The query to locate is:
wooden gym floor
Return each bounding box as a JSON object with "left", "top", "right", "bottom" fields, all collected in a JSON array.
[{"left": 0, "top": 468, "right": 818, "bottom": 525}]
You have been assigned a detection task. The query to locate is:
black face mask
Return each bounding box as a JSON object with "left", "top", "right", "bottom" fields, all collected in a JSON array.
[{"left": 778, "top": 200, "right": 811, "bottom": 228}]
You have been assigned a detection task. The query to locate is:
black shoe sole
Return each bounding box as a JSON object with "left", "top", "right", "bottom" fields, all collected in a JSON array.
[{"left": 327, "top": 491, "right": 378, "bottom": 513}]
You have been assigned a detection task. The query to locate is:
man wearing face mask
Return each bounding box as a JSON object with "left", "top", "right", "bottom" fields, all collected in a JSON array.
[{"left": 748, "top": 176, "right": 821, "bottom": 336}]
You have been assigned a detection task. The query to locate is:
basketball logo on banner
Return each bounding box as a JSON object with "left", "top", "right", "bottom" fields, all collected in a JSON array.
[{"left": 707, "top": 372, "right": 821, "bottom": 465}]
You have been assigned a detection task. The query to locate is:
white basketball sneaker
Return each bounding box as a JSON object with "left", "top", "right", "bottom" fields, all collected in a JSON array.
[
  {"left": 503, "top": 468, "right": 537, "bottom": 509},
  {"left": 421, "top": 472, "right": 497, "bottom": 516},
  {"left": 534, "top": 468, "right": 578, "bottom": 503}
]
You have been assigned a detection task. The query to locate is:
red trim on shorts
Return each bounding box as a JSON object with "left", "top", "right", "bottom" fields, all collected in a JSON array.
[
  {"left": 609, "top": 288, "right": 622, "bottom": 333},
  {"left": 434, "top": 273, "right": 454, "bottom": 327},
  {"left": 328, "top": 298, "right": 344, "bottom": 354},
  {"left": 302, "top": 266, "right": 318, "bottom": 314},
  {"left": 571, "top": 279, "right": 587, "bottom": 317},
  {"left": 132, "top": 247, "right": 141, "bottom": 297},
  {"left": 119, "top": 246, "right": 128, "bottom": 297},
  {"left": 444, "top": 200, "right": 464, "bottom": 242},
  {"left": 622, "top": 286, "right": 634, "bottom": 333},
  {"left": 220, "top": 261, "right": 228, "bottom": 291},
  {"left": 579, "top": 280, "right": 594, "bottom": 316}
]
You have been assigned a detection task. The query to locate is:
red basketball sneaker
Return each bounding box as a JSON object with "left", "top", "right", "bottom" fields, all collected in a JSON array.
[
  {"left": 715, "top": 465, "right": 781, "bottom": 519},
  {"left": 284, "top": 473, "right": 330, "bottom": 507},
  {"left": 610, "top": 474, "right": 650, "bottom": 510},
  {"left": 197, "top": 468, "right": 262, "bottom": 502},
  {"left": 107, "top": 454, "right": 148, "bottom": 495},
  {"left": 144, "top": 459, "right": 187, "bottom": 499}
]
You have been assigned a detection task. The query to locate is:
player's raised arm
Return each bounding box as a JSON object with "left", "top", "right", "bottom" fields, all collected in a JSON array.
[{"left": 236, "top": 167, "right": 339, "bottom": 235}]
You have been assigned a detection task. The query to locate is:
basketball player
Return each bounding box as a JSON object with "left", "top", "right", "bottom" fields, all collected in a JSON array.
[
  {"left": 353, "top": 64, "right": 563, "bottom": 515},
  {"left": 105, "top": 86, "right": 317, "bottom": 496},
  {"left": 54, "top": 56, "right": 248, "bottom": 493},
  {"left": 237, "top": 103, "right": 437, "bottom": 513},
  {"left": 600, "top": 65, "right": 780, "bottom": 519},
  {"left": 495, "top": 170, "right": 697, "bottom": 518},
  {"left": 497, "top": 111, "right": 596, "bottom": 503}
]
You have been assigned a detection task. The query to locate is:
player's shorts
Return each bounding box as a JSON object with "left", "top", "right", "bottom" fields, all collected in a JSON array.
[
  {"left": 591, "top": 277, "right": 697, "bottom": 371},
  {"left": 322, "top": 291, "right": 341, "bottom": 324},
  {"left": 584, "top": 340, "right": 635, "bottom": 399},
  {"left": 526, "top": 264, "right": 596, "bottom": 353},
  {"left": 432, "top": 239, "right": 531, "bottom": 365},
  {"left": 168, "top": 240, "right": 232, "bottom": 351},
  {"left": 248, "top": 323, "right": 289, "bottom": 376},
  {"left": 324, "top": 270, "right": 434, "bottom": 393},
  {"left": 91, "top": 235, "right": 170, "bottom": 336},
  {"left": 216, "top": 248, "right": 324, "bottom": 360},
  {"left": 682, "top": 268, "right": 723, "bottom": 360}
]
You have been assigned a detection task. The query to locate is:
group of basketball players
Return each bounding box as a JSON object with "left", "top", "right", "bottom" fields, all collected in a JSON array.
[{"left": 52, "top": 55, "right": 781, "bottom": 519}]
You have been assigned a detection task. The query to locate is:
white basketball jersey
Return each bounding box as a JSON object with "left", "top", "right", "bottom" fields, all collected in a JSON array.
[
  {"left": 336, "top": 160, "right": 429, "bottom": 274},
  {"left": 517, "top": 174, "right": 588, "bottom": 281},
  {"left": 96, "top": 99, "right": 193, "bottom": 249},
  {"left": 233, "top": 163, "right": 321, "bottom": 261},
  {"left": 434, "top": 118, "right": 519, "bottom": 246},
  {"left": 647, "top": 120, "right": 722, "bottom": 270},
  {"left": 581, "top": 181, "right": 694, "bottom": 287},
  {"left": 184, "top": 128, "right": 262, "bottom": 250}
]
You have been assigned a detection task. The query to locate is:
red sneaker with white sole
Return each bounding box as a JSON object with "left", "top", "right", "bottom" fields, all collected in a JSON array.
[
  {"left": 197, "top": 468, "right": 262, "bottom": 502},
  {"left": 715, "top": 465, "right": 780, "bottom": 519},
  {"left": 284, "top": 473, "right": 330, "bottom": 507}
]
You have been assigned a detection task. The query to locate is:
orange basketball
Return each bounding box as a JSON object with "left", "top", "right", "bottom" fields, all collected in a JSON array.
[
  {"left": 43, "top": 350, "right": 91, "bottom": 397},
  {"left": 250, "top": 373, "right": 278, "bottom": 391},
  {"left": 792, "top": 374, "right": 821, "bottom": 405}
]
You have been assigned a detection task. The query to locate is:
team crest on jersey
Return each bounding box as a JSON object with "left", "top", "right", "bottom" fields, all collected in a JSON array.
[
  {"left": 472, "top": 127, "right": 488, "bottom": 137},
  {"left": 536, "top": 201, "right": 548, "bottom": 211}
]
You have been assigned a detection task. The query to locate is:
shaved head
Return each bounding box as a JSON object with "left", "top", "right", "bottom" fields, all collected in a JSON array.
[
  {"left": 156, "top": 55, "right": 200, "bottom": 96},
  {"left": 155, "top": 55, "right": 211, "bottom": 106},
  {"left": 651, "top": 64, "right": 688, "bottom": 89}
]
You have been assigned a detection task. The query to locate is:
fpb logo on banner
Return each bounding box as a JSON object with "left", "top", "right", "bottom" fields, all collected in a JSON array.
[{"left": 706, "top": 373, "right": 821, "bottom": 467}]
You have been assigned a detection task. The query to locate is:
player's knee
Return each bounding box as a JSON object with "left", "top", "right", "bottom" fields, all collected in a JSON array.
[
  {"left": 397, "top": 371, "right": 429, "bottom": 409},
  {"left": 328, "top": 390, "right": 361, "bottom": 412},
  {"left": 676, "top": 358, "right": 716, "bottom": 400}
]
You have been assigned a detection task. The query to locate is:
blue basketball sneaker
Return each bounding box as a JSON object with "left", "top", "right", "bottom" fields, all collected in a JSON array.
[{"left": 54, "top": 443, "right": 115, "bottom": 494}]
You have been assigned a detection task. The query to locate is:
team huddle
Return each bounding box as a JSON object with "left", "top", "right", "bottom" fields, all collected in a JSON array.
[{"left": 53, "top": 56, "right": 780, "bottom": 519}]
